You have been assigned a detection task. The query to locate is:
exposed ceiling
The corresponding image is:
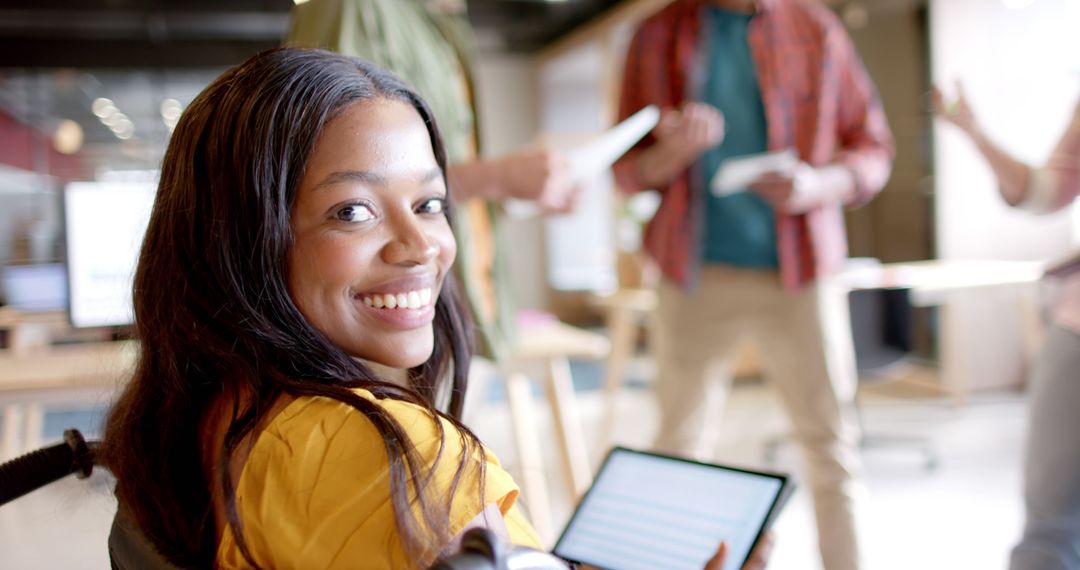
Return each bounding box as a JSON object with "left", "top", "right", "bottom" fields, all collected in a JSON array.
[
  {"left": 0, "top": 0, "right": 629, "bottom": 178},
  {"left": 0, "top": 0, "right": 627, "bottom": 68},
  {"left": 0, "top": 0, "right": 915, "bottom": 178}
]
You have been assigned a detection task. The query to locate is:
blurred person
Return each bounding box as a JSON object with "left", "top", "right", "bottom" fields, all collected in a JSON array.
[
  {"left": 613, "top": 1, "right": 895, "bottom": 569},
  {"left": 287, "top": 0, "right": 581, "bottom": 363},
  {"left": 102, "top": 46, "right": 773, "bottom": 570},
  {"left": 934, "top": 82, "right": 1080, "bottom": 570}
]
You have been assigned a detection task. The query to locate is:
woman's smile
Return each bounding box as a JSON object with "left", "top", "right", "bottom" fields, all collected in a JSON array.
[{"left": 353, "top": 274, "right": 438, "bottom": 329}]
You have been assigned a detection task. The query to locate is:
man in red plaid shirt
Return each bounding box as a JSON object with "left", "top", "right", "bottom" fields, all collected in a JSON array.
[{"left": 613, "top": 1, "right": 894, "bottom": 568}]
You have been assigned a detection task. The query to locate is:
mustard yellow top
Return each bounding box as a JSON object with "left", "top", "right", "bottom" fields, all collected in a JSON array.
[{"left": 215, "top": 389, "right": 541, "bottom": 568}]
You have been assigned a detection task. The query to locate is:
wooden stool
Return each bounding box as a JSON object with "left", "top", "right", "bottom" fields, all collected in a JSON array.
[
  {"left": 588, "top": 288, "right": 658, "bottom": 450},
  {"left": 501, "top": 318, "right": 610, "bottom": 541}
]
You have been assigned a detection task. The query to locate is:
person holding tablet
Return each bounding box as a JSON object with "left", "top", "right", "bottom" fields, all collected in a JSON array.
[{"left": 100, "top": 47, "right": 772, "bottom": 569}]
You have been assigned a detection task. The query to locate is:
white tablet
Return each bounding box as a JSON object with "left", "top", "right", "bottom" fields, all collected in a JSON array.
[
  {"left": 553, "top": 447, "right": 793, "bottom": 570},
  {"left": 709, "top": 148, "right": 799, "bottom": 197}
]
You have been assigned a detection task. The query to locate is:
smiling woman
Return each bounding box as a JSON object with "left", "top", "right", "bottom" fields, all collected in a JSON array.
[{"left": 98, "top": 47, "right": 541, "bottom": 569}]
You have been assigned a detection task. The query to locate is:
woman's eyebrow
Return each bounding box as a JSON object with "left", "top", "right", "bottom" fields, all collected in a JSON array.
[
  {"left": 314, "top": 167, "right": 442, "bottom": 191},
  {"left": 314, "top": 170, "right": 385, "bottom": 191},
  {"left": 418, "top": 167, "right": 443, "bottom": 184}
]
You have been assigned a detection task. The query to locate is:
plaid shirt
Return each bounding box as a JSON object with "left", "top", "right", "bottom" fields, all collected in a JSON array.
[{"left": 613, "top": 0, "right": 894, "bottom": 290}]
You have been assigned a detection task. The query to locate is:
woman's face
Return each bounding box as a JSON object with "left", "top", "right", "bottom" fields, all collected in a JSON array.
[{"left": 288, "top": 98, "right": 456, "bottom": 369}]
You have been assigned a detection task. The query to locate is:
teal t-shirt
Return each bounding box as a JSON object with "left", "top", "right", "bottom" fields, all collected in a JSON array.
[{"left": 699, "top": 6, "right": 777, "bottom": 268}]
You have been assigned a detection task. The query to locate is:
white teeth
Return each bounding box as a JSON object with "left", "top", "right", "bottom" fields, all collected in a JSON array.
[{"left": 359, "top": 287, "right": 434, "bottom": 310}]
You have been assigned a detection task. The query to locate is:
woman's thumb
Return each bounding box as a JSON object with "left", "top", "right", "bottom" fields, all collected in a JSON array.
[{"left": 704, "top": 541, "right": 729, "bottom": 570}]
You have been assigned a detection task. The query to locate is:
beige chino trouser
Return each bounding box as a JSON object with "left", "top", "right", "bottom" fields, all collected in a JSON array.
[{"left": 653, "top": 265, "right": 865, "bottom": 570}]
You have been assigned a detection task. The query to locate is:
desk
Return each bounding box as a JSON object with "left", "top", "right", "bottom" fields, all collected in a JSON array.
[
  {"left": 0, "top": 341, "right": 137, "bottom": 460},
  {"left": 589, "top": 259, "right": 1046, "bottom": 425},
  {"left": 839, "top": 259, "right": 1045, "bottom": 399},
  {"left": 840, "top": 259, "right": 1044, "bottom": 301}
]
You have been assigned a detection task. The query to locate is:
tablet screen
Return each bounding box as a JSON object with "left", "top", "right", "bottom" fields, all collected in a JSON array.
[{"left": 553, "top": 447, "right": 789, "bottom": 570}]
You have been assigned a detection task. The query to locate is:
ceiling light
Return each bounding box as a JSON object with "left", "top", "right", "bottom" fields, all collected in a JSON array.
[
  {"left": 92, "top": 97, "right": 116, "bottom": 118},
  {"left": 160, "top": 98, "right": 183, "bottom": 121},
  {"left": 53, "top": 119, "right": 84, "bottom": 155},
  {"left": 102, "top": 112, "right": 126, "bottom": 127}
]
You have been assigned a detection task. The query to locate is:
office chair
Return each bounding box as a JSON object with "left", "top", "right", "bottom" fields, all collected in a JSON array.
[
  {"left": 846, "top": 287, "right": 939, "bottom": 470},
  {"left": 764, "top": 289, "right": 940, "bottom": 470},
  {"left": 0, "top": 430, "right": 570, "bottom": 570}
]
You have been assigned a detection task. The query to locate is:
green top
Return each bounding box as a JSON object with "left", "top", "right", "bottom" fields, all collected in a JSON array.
[
  {"left": 288, "top": 0, "right": 475, "bottom": 161},
  {"left": 287, "top": 0, "right": 513, "bottom": 361},
  {"left": 699, "top": 6, "right": 777, "bottom": 268}
]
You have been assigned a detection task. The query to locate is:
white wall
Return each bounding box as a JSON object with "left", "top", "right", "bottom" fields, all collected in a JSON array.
[
  {"left": 932, "top": 0, "right": 1080, "bottom": 259},
  {"left": 538, "top": 41, "right": 617, "bottom": 293},
  {"left": 473, "top": 52, "right": 549, "bottom": 310},
  {"left": 931, "top": 0, "right": 1080, "bottom": 390}
]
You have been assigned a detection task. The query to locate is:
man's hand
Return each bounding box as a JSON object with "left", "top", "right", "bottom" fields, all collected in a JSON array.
[
  {"left": 628, "top": 102, "right": 725, "bottom": 189},
  {"left": 750, "top": 162, "right": 856, "bottom": 213},
  {"left": 654, "top": 102, "right": 726, "bottom": 158},
  {"left": 749, "top": 163, "right": 820, "bottom": 213}
]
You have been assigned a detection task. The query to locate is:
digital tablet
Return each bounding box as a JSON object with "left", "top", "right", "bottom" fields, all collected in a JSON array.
[
  {"left": 552, "top": 447, "right": 794, "bottom": 570},
  {"left": 709, "top": 148, "right": 799, "bottom": 197}
]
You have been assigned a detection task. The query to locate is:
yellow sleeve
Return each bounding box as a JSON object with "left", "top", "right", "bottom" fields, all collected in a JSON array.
[{"left": 216, "top": 390, "right": 540, "bottom": 569}]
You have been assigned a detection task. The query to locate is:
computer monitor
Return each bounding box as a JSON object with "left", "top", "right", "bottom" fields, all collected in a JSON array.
[
  {"left": 1, "top": 263, "right": 68, "bottom": 312},
  {"left": 63, "top": 180, "right": 156, "bottom": 328}
]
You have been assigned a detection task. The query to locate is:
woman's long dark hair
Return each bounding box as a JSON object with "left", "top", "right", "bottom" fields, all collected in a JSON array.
[{"left": 100, "top": 47, "right": 480, "bottom": 568}]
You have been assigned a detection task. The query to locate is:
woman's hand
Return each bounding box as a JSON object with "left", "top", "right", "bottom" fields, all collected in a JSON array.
[
  {"left": 493, "top": 148, "right": 581, "bottom": 214},
  {"left": 446, "top": 148, "right": 582, "bottom": 215},
  {"left": 931, "top": 81, "right": 979, "bottom": 136},
  {"left": 704, "top": 532, "right": 775, "bottom": 570}
]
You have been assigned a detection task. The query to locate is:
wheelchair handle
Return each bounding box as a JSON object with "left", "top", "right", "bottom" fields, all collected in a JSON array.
[
  {"left": 0, "top": 428, "right": 98, "bottom": 506},
  {"left": 429, "top": 528, "right": 570, "bottom": 570}
]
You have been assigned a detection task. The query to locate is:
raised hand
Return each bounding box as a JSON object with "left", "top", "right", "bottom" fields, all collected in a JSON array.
[{"left": 931, "top": 81, "right": 978, "bottom": 136}]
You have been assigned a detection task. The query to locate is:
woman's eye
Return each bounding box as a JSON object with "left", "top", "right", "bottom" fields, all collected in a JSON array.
[
  {"left": 417, "top": 197, "right": 446, "bottom": 215},
  {"left": 335, "top": 203, "right": 375, "bottom": 223}
]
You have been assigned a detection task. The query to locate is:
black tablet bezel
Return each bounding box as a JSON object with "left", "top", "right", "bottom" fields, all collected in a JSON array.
[{"left": 552, "top": 446, "right": 794, "bottom": 570}]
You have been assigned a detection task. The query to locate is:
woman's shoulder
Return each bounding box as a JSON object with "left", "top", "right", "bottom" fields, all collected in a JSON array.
[
  {"left": 266, "top": 388, "right": 459, "bottom": 449},
  {"left": 253, "top": 388, "right": 498, "bottom": 481},
  {"left": 219, "top": 389, "right": 522, "bottom": 568}
]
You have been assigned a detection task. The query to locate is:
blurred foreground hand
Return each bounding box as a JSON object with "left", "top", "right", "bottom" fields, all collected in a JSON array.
[{"left": 705, "top": 532, "right": 775, "bottom": 570}]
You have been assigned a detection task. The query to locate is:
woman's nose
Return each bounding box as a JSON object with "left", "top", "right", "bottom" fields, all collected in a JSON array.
[{"left": 380, "top": 212, "right": 439, "bottom": 266}]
